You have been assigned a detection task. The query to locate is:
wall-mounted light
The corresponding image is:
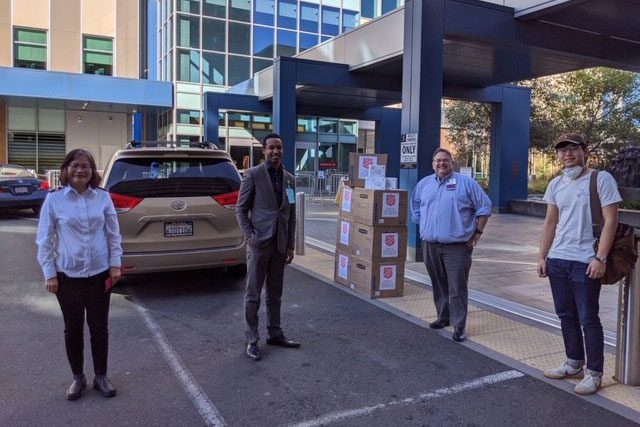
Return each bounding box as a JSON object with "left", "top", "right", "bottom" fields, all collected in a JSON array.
[
  {"left": 82, "top": 102, "right": 89, "bottom": 110},
  {"left": 108, "top": 115, "right": 113, "bottom": 122},
  {"left": 77, "top": 116, "right": 83, "bottom": 123}
]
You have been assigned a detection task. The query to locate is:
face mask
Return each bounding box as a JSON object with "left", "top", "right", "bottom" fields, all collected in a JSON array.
[{"left": 562, "top": 166, "right": 583, "bottom": 180}]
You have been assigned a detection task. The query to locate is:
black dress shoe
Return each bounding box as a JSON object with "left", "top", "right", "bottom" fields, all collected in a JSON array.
[
  {"left": 66, "top": 374, "right": 86, "bottom": 401},
  {"left": 429, "top": 319, "right": 450, "bottom": 329},
  {"left": 453, "top": 328, "right": 466, "bottom": 342},
  {"left": 246, "top": 342, "right": 261, "bottom": 361},
  {"left": 266, "top": 334, "right": 300, "bottom": 348},
  {"left": 93, "top": 375, "right": 117, "bottom": 397}
]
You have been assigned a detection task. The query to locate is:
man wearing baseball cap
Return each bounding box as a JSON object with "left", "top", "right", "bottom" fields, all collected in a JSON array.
[{"left": 537, "top": 132, "right": 622, "bottom": 395}]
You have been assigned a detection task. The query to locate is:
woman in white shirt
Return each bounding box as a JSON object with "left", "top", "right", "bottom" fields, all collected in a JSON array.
[{"left": 36, "top": 149, "right": 122, "bottom": 401}]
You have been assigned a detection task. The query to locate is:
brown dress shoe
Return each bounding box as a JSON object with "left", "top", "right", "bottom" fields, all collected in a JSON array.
[
  {"left": 266, "top": 334, "right": 300, "bottom": 348},
  {"left": 66, "top": 374, "right": 86, "bottom": 401},
  {"left": 93, "top": 375, "right": 117, "bottom": 397}
]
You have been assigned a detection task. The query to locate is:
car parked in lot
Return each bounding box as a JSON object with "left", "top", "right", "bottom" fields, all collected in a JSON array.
[
  {"left": 100, "top": 143, "right": 246, "bottom": 275},
  {"left": 0, "top": 164, "right": 50, "bottom": 214}
]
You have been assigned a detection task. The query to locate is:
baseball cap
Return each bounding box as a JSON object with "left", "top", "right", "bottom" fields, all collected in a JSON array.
[{"left": 554, "top": 132, "right": 587, "bottom": 149}]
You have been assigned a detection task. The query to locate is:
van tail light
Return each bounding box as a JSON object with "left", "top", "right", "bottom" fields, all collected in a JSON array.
[
  {"left": 213, "top": 190, "right": 239, "bottom": 209},
  {"left": 39, "top": 180, "right": 50, "bottom": 190},
  {"left": 110, "top": 192, "right": 143, "bottom": 213}
]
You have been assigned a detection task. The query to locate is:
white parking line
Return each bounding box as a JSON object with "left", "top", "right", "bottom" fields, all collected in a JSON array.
[
  {"left": 289, "top": 370, "right": 524, "bottom": 427},
  {"left": 132, "top": 298, "right": 227, "bottom": 427}
]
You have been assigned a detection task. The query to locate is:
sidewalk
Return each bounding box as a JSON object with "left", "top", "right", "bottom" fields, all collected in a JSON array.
[{"left": 296, "top": 201, "right": 640, "bottom": 418}]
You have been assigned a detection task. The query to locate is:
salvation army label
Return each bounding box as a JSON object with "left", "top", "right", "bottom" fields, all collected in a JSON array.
[
  {"left": 339, "top": 221, "right": 350, "bottom": 246},
  {"left": 379, "top": 265, "right": 397, "bottom": 290},
  {"left": 338, "top": 254, "right": 349, "bottom": 279},
  {"left": 341, "top": 188, "right": 352, "bottom": 212},
  {"left": 358, "top": 156, "right": 378, "bottom": 179},
  {"left": 381, "top": 192, "right": 400, "bottom": 218},
  {"left": 381, "top": 232, "right": 399, "bottom": 258}
]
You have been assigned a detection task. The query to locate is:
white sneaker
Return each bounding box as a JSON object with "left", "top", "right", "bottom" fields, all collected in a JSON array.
[
  {"left": 575, "top": 369, "right": 602, "bottom": 395},
  {"left": 543, "top": 361, "right": 584, "bottom": 379}
]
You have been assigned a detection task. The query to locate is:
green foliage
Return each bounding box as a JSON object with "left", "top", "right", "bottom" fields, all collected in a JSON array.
[{"left": 528, "top": 177, "right": 552, "bottom": 195}]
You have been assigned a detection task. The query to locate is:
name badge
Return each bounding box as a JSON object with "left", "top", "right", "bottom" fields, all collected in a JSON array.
[
  {"left": 446, "top": 178, "right": 456, "bottom": 191},
  {"left": 286, "top": 188, "right": 295, "bottom": 204}
]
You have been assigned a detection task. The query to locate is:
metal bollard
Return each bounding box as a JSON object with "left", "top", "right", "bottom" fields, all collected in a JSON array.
[
  {"left": 615, "top": 233, "right": 640, "bottom": 385},
  {"left": 295, "top": 191, "right": 305, "bottom": 256}
]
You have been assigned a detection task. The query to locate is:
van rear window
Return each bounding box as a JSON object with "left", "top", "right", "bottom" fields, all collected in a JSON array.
[{"left": 105, "top": 157, "right": 240, "bottom": 198}]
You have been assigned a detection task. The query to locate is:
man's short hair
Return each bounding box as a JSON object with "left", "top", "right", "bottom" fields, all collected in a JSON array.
[
  {"left": 262, "top": 133, "right": 282, "bottom": 148},
  {"left": 432, "top": 148, "right": 453, "bottom": 161}
]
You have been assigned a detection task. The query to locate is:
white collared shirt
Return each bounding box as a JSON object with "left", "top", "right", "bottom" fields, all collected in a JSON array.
[{"left": 36, "top": 186, "right": 122, "bottom": 279}]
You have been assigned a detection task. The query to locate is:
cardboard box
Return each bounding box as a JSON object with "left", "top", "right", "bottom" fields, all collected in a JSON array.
[
  {"left": 333, "top": 250, "right": 351, "bottom": 287},
  {"left": 352, "top": 188, "right": 408, "bottom": 226},
  {"left": 348, "top": 257, "right": 405, "bottom": 298},
  {"left": 347, "top": 153, "right": 388, "bottom": 187},
  {"left": 351, "top": 223, "right": 408, "bottom": 262},
  {"left": 336, "top": 218, "right": 353, "bottom": 252},
  {"left": 338, "top": 185, "right": 355, "bottom": 219}
]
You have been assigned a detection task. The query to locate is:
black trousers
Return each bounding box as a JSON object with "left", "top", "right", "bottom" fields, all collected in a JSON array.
[{"left": 56, "top": 270, "right": 111, "bottom": 376}]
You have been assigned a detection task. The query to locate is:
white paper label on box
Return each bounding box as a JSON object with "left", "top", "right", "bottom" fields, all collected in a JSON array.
[
  {"left": 339, "top": 220, "right": 350, "bottom": 246},
  {"left": 381, "top": 232, "right": 399, "bottom": 258},
  {"left": 338, "top": 254, "right": 349, "bottom": 279},
  {"left": 368, "top": 164, "right": 386, "bottom": 179},
  {"left": 382, "top": 192, "right": 400, "bottom": 218},
  {"left": 379, "top": 265, "right": 397, "bottom": 290},
  {"left": 358, "top": 156, "right": 378, "bottom": 179},
  {"left": 341, "top": 187, "right": 352, "bottom": 212},
  {"left": 365, "top": 176, "right": 386, "bottom": 190}
]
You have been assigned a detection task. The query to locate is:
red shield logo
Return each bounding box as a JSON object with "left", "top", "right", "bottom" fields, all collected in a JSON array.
[
  {"left": 340, "top": 257, "right": 347, "bottom": 268},
  {"left": 344, "top": 190, "right": 351, "bottom": 201},
  {"left": 383, "top": 266, "right": 393, "bottom": 279},
  {"left": 385, "top": 234, "right": 395, "bottom": 247},
  {"left": 342, "top": 223, "right": 348, "bottom": 234},
  {"left": 386, "top": 194, "right": 397, "bottom": 206},
  {"left": 362, "top": 158, "right": 374, "bottom": 170}
]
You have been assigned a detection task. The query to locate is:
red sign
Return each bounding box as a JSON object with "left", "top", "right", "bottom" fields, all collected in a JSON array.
[
  {"left": 362, "top": 158, "right": 374, "bottom": 170},
  {"left": 344, "top": 191, "right": 351, "bottom": 201},
  {"left": 342, "top": 223, "right": 348, "bottom": 233},
  {"left": 340, "top": 257, "right": 347, "bottom": 267},
  {"left": 383, "top": 266, "right": 393, "bottom": 279},
  {"left": 385, "top": 194, "right": 397, "bottom": 206},
  {"left": 385, "top": 234, "right": 395, "bottom": 247}
]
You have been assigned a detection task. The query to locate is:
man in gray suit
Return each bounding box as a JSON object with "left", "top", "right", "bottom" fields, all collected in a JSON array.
[{"left": 236, "top": 133, "right": 300, "bottom": 361}]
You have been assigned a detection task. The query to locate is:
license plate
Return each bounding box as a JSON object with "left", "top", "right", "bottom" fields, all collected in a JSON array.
[
  {"left": 14, "top": 186, "right": 29, "bottom": 194},
  {"left": 164, "top": 221, "right": 193, "bottom": 237}
]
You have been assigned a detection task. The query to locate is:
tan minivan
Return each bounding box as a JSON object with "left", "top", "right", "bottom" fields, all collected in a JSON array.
[{"left": 101, "top": 144, "right": 246, "bottom": 275}]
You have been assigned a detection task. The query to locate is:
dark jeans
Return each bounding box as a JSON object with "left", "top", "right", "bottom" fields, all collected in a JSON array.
[
  {"left": 546, "top": 258, "right": 603, "bottom": 372},
  {"left": 56, "top": 270, "right": 112, "bottom": 376}
]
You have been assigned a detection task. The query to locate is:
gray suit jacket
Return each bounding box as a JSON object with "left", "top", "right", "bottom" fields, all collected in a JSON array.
[{"left": 236, "top": 163, "right": 296, "bottom": 254}]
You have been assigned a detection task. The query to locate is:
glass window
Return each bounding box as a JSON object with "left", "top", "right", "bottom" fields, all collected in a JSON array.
[
  {"left": 319, "top": 118, "right": 338, "bottom": 133},
  {"left": 178, "top": 0, "right": 200, "bottom": 14},
  {"left": 361, "top": 0, "right": 376, "bottom": 18},
  {"left": 202, "top": 51, "right": 225, "bottom": 85},
  {"left": 178, "top": 14, "right": 200, "bottom": 48},
  {"left": 276, "top": 29, "right": 296, "bottom": 57},
  {"left": 254, "top": 0, "right": 274, "bottom": 26},
  {"left": 228, "top": 55, "right": 250, "bottom": 85},
  {"left": 253, "top": 58, "right": 273, "bottom": 73},
  {"left": 228, "top": 22, "right": 250, "bottom": 55},
  {"left": 319, "top": 142, "right": 337, "bottom": 170},
  {"left": 203, "top": 18, "right": 225, "bottom": 51},
  {"left": 339, "top": 120, "right": 357, "bottom": 135},
  {"left": 230, "top": 0, "right": 250, "bottom": 21},
  {"left": 13, "top": 28, "right": 47, "bottom": 70},
  {"left": 300, "top": 3, "right": 319, "bottom": 33},
  {"left": 342, "top": 10, "right": 359, "bottom": 32},
  {"left": 82, "top": 36, "right": 113, "bottom": 75},
  {"left": 253, "top": 26, "right": 274, "bottom": 57},
  {"left": 299, "top": 32, "right": 318, "bottom": 52},
  {"left": 278, "top": 0, "right": 297, "bottom": 30},
  {"left": 381, "top": 0, "right": 397, "bottom": 14},
  {"left": 321, "top": 35, "right": 332, "bottom": 43},
  {"left": 297, "top": 117, "right": 317, "bottom": 133},
  {"left": 177, "top": 49, "right": 200, "bottom": 82},
  {"left": 321, "top": 7, "right": 339, "bottom": 36},
  {"left": 343, "top": 0, "right": 359, "bottom": 10},
  {"left": 177, "top": 110, "right": 201, "bottom": 124},
  {"left": 204, "top": 0, "right": 226, "bottom": 18}
]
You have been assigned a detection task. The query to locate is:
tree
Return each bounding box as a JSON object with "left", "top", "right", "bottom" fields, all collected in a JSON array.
[{"left": 443, "top": 100, "right": 491, "bottom": 168}]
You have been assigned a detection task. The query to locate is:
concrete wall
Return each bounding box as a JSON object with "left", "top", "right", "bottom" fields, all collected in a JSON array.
[
  {"left": 0, "top": 100, "right": 6, "bottom": 163},
  {"left": 51, "top": 0, "right": 82, "bottom": 73},
  {"left": 0, "top": 0, "right": 10, "bottom": 67},
  {"left": 66, "top": 110, "right": 128, "bottom": 169}
]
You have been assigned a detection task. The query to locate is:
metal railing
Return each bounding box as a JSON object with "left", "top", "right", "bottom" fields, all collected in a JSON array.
[
  {"left": 294, "top": 172, "right": 347, "bottom": 204},
  {"left": 46, "top": 170, "right": 60, "bottom": 188}
]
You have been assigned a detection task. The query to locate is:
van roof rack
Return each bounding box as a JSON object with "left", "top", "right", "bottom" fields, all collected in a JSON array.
[{"left": 125, "top": 141, "right": 219, "bottom": 150}]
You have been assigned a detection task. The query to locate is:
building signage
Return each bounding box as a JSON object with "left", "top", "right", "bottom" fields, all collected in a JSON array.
[{"left": 400, "top": 133, "right": 418, "bottom": 169}]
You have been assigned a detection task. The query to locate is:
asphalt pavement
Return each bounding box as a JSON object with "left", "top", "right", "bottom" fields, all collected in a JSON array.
[{"left": 0, "top": 210, "right": 636, "bottom": 426}]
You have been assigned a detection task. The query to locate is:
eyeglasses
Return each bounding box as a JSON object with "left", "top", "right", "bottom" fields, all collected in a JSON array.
[
  {"left": 68, "top": 163, "right": 91, "bottom": 171},
  {"left": 557, "top": 145, "right": 583, "bottom": 154}
]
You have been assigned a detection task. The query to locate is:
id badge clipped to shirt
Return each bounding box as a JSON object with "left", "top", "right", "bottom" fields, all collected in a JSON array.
[
  {"left": 286, "top": 188, "right": 295, "bottom": 205},
  {"left": 445, "top": 178, "right": 456, "bottom": 191}
]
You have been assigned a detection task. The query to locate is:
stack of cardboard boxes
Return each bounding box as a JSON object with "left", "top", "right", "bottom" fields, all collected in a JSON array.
[{"left": 334, "top": 153, "right": 408, "bottom": 298}]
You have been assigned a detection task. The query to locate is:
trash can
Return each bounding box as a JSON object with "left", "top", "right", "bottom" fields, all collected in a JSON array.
[{"left": 614, "top": 233, "right": 640, "bottom": 386}]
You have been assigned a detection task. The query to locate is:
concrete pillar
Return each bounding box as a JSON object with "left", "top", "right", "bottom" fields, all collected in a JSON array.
[{"left": 400, "top": 0, "right": 445, "bottom": 261}]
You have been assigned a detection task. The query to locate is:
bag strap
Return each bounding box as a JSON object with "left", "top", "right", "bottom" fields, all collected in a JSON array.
[{"left": 589, "top": 170, "right": 603, "bottom": 239}]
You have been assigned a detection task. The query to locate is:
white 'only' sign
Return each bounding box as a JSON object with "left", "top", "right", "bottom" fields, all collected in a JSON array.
[{"left": 400, "top": 133, "right": 418, "bottom": 168}]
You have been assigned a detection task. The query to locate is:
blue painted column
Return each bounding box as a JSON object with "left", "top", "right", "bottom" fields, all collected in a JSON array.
[
  {"left": 133, "top": 112, "right": 143, "bottom": 144},
  {"left": 367, "top": 107, "right": 401, "bottom": 179},
  {"left": 400, "top": 0, "right": 445, "bottom": 261},
  {"left": 489, "top": 85, "right": 531, "bottom": 212},
  {"left": 272, "top": 57, "right": 297, "bottom": 172},
  {"left": 204, "top": 94, "right": 221, "bottom": 145}
]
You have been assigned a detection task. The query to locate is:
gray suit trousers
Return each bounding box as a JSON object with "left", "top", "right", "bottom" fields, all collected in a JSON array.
[
  {"left": 422, "top": 241, "right": 473, "bottom": 330},
  {"left": 244, "top": 239, "right": 286, "bottom": 343}
]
